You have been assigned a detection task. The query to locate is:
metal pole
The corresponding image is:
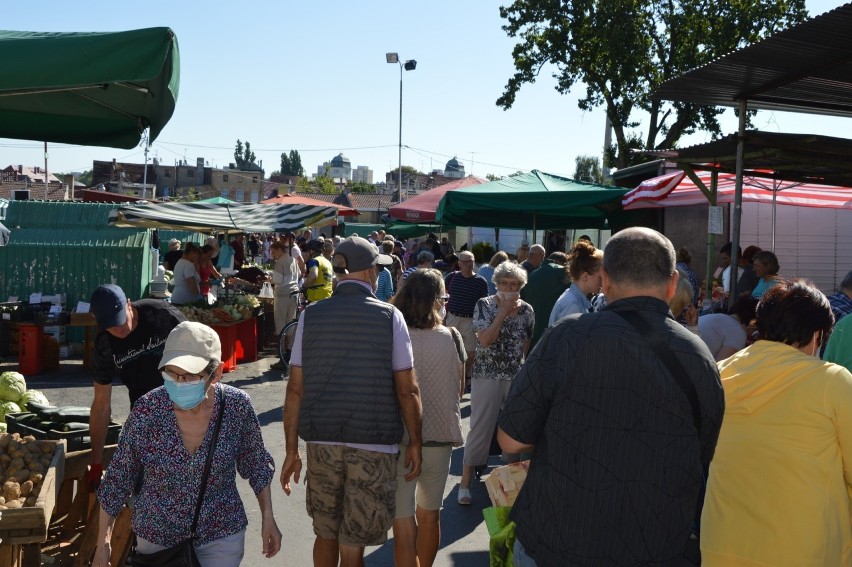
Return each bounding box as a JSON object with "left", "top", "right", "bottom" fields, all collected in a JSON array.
[
  {"left": 728, "top": 100, "right": 747, "bottom": 310},
  {"left": 44, "top": 141, "right": 48, "bottom": 200},
  {"left": 398, "top": 62, "right": 403, "bottom": 197},
  {"left": 142, "top": 129, "right": 149, "bottom": 199}
]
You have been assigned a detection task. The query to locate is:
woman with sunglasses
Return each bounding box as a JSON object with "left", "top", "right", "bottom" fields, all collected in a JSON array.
[
  {"left": 389, "top": 269, "right": 465, "bottom": 567},
  {"left": 93, "top": 321, "right": 281, "bottom": 567}
]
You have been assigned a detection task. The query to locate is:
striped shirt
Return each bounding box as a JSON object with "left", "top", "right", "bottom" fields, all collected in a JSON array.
[
  {"left": 829, "top": 291, "right": 852, "bottom": 322},
  {"left": 444, "top": 271, "right": 488, "bottom": 317}
]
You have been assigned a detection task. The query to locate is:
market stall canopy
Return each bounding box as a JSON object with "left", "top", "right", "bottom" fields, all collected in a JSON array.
[
  {"left": 623, "top": 169, "right": 852, "bottom": 210},
  {"left": 435, "top": 170, "right": 627, "bottom": 230},
  {"left": 108, "top": 201, "right": 338, "bottom": 233},
  {"left": 388, "top": 176, "right": 486, "bottom": 222},
  {"left": 261, "top": 193, "right": 358, "bottom": 216},
  {"left": 652, "top": 3, "right": 852, "bottom": 117},
  {"left": 197, "top": 196, "right": 238, "bottom": 204},
  {"left": 0, "top": 27, "right": 179, "bottom": 149},
  {"left": 641, "top": 131, "right": 852, "bottom": 188},
  {"left": 0, "top": 222, "right": 9, "bottom": 245}
]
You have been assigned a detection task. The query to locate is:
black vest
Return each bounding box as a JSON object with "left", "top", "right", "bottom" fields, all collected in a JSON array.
[{"left": 299, "top": 282, "right": 402, "bottom": 445}]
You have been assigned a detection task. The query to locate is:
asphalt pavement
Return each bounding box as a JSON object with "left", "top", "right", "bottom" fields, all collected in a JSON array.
[{"left": 0, "top": 352, "right": 495, "bottom": 566}]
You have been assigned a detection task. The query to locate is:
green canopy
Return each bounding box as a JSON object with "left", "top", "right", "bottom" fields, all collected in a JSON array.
[
  {"left": 436, "top": 170, "right": 628, "bottom": 230},
  {"left": 0, "top": 27, "right": 179, "bottom": 149},
  {"left": 197, "top": 196, "right": 237, "bottom": 204},
  {"left": 384, "top": 220, "right": 447, "bottom": 239}
]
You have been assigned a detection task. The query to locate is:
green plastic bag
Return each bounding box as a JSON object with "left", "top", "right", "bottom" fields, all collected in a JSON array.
[{"left": 483, "top": 505, "right": 516, "bottom": 567}]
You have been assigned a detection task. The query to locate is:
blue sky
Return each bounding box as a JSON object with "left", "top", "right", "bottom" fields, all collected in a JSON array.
[{"left": 0, "top": 0, "right": 847, "bottom": 180}]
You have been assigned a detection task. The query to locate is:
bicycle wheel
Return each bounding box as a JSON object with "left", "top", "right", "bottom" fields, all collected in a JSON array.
[{"left": 278, "top": 320, "right": 299, "bottom": 364}]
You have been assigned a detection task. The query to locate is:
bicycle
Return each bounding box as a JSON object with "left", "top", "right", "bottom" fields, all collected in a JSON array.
[{"left": 277, "top": 290, "right": 306, "bottom": 366}]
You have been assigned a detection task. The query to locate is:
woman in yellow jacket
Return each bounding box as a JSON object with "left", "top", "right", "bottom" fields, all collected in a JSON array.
[{"left": 701, "top": 279, "right": 852, "bottom": 566}]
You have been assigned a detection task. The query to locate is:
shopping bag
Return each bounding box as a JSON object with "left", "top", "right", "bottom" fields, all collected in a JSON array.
[{"left": 483, "top": 505, "right": 515, "bottom": 567}]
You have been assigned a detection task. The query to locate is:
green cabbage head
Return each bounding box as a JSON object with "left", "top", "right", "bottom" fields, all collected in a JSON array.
[
  {"left": 0, "top": 371, "right": 26, "bottom": 403},
  {"left": 0, "top": 401, "right": 22, "bottom": 423},
  {"left": 20, "top": 389, "right": 49, "bottom": 408}
]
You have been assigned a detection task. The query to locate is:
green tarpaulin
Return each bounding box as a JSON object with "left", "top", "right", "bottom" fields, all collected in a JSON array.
[
  {"left": 436, "top": 170, "right": 628, "bottom": 230},
  {"left": 0, "top": 27, "right": 179, "bottom": 149}
]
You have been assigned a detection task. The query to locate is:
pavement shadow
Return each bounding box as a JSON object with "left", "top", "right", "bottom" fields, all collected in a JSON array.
[{"left": 255, "top": 405, "right": 283, "bottom": 427}]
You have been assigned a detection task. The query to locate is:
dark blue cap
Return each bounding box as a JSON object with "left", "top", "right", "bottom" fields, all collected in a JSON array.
[{"left": 90, "top": 284, "right": 128, "bottom": 331}]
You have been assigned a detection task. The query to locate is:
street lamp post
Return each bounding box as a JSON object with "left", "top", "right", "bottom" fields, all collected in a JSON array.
[{"left": 386, "top": 53, "right": 416, "bottom": 198}]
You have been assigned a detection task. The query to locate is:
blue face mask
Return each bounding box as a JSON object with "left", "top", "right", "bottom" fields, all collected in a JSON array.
[{"left": 161, "top": 372, "right": 209, "bottom": 410}]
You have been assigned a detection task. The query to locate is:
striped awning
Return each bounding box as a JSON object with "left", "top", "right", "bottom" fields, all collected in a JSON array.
[
  {"left": 108, "top": 201, "right": 338, "bottom": 232},
  {"left": 623, "top": 170, "right": 852, "bottom": 210},
  {"left": 0, "top": 199, "right": 7, "bottom": 221}
]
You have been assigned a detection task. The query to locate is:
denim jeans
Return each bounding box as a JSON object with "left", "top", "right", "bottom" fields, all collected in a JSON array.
[{"left": 513, "top": 538, "right": 537, "bottom": 566}]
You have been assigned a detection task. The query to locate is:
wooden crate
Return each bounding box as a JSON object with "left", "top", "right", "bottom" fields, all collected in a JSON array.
[{"left": 0, "top": 439, "right": 65, "bottom": 545}]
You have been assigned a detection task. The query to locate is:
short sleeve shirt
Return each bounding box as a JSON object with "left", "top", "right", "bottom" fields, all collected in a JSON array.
[
  {"left": 471, "top": 296, "right": 534, "bottom": 381},
  {"left": 93, "top": 300, "right": 186, "bottom": 405},
  {"left": 445, "top": 272, "right": 488, "bottom": 316}
]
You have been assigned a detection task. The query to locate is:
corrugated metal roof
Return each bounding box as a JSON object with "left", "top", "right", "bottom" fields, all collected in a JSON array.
[
  {"left": 8, "top": 227, "right": 147, "bottom": 247},
  {"left": 653, "top": 3, "right": 852, "bottom": 117},
  {"left": 640, "top": 130, "right": 852, "bottom": 187},
  {"left": 4, "top": 200, "right": 122, "bottom": 228}
]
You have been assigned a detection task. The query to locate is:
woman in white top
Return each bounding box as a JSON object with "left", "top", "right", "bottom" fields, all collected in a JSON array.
[
  {"left": 390, "top": 269, "right": 465, "bottom": 567},
  {"left": 548, "top": 240, "right": 603, "bottom": 326},
  {"left": 171, "top": 242, "right": 202, "bottom": 304}
]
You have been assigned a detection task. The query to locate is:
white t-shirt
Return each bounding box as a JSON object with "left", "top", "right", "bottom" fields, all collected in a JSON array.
[
  {"left": 697, "top": 313, "right": 747, "bottom": 360},
  {"left": 171, "top": 258, "right": 200, "bottom": 304}
]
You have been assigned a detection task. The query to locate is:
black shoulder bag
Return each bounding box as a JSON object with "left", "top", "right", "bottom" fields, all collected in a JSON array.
[
  {"left": 615, "top": 310, "right": 702, "bottom": 435},
  {"left": 131, "top": 388, "right": 226, "bottom": 567}
]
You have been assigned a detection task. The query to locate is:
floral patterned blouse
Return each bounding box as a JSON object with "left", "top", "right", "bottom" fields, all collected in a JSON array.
[
  {"left": 98, "top": 384, "right": 274, "bottom": 548},
  {"left": 471, "top": 296, "right": 535, "bottom": 381}
]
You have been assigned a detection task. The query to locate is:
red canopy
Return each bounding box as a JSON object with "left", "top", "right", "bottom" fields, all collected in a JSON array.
[
  {"left": 388, "top": 176, "right": 487, "bottom": 222},
  {"left": 623, "top": 170, "right": 852, "bottom": 210},
  {"left": 261, "top": 192, "right": 358, "bottom": 216}
]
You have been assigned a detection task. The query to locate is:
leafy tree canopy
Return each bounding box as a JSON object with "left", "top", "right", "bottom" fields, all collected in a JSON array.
[
  {"left": 349, "top": 181, "right": 375, "bottom": 194},
  {"left": 573, "top": 155, "right": 603, "bottom": 184},
  {"left": 497, "top": 0, "right": 807, "bottom": 168},
  {"left": 233, "top": 139, "right": 257, "bottom": 169},
  {"left": 280, "top": 149, "right": 304, "bottom": 176}
]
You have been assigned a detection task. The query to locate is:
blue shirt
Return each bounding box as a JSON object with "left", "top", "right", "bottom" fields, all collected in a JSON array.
[
  {"left": 375, "top": 267, "right": 394, "bottom": 301},
  {"left": 828, "top": 291, "right": 852, "bottom": 323},
  {"left": 548, "top": 283, "right": 592, "bottom": 326}
]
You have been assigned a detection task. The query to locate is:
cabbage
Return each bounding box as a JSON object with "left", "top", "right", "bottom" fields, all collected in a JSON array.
[
  {"left": 0, "top": 401, "right": 22, "bottom": 423},
  {"left": 20, "top": 389, "right": 49, "bottom": 408},
  {"left": 0, "top": 371, "right": 26, "bottom": 403},
  {"left": 0, "top": 422, "right": 6, "bottom": 433}
]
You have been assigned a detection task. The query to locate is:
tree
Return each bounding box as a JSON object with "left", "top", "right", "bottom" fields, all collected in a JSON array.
[
  {"left": 349, "top": 181, "right": 375, "bottom": 194},
  {"left": 234, "top": 139, "right": 256, "bottom": 169},
  {"left": 288, "top": 150, "right": 304, "bottom": 177},
  {"left": 573, "top": 155, "right": 603, "bottom": 184},
  {"left": 497, "top": 1, "right": 807, "bottom": 169},
  {"left": 279, "top": 152, "right": 291, "bottom": 176},
  {"left": 486, "top": 173, "right": 504, "bottom": 181}
]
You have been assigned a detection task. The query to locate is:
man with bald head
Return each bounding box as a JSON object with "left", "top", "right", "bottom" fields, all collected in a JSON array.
[
  {"left": 499, "top": 227, "right": 724, "bottom": 566},
  {"left": 280, "top": 236, "right": 423, "bottom": 567}
]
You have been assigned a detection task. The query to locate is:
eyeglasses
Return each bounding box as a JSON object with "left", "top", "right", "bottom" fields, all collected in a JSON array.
[
  {"left": 438, "top": 295, "right": 450, "bottom": 303},
  {"left": 161, "top": 368, "right": 212, "bottom": 385}
]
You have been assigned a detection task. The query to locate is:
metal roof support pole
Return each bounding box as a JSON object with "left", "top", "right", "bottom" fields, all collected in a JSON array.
[
  {"left": 706, "top": 169, "right": 718, "bottom": 307},
  {"left": 728, "top": 100, "right": 747, "bottom": 310}
]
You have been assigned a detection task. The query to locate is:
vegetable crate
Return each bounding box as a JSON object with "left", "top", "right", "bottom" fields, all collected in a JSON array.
[
  {"left": 0, "top": 438, "right": 64, "bottom": 545},
  {"left": 5, "top": 414, "right": 121, "bottom": 453}
]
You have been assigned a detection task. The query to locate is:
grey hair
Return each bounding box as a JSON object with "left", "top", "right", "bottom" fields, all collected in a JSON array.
[
  {"left": 493, "top": 260, "right": 528, "bottom": 288},
  {"left": 603, "top": 227, "right": 675, "bottom": 288},
  {"left": 203, "top": 359, "right": 221, "bottom": 377},
  {"left": 840, "top": 270, "right": 852, "bottom": 291},
  {"left": 417, "top": 250, "right": 434, "bottom": 264},
  {"left": 529, "top": 244, "right": 545, "bottom": 256}
]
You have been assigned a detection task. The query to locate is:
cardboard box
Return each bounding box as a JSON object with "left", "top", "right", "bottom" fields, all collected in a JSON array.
[
  {"left": 70, "top": 312, "right": 96, "bottom": 325},
  {"left": 43, "top": 325, "right": 66, "bottom": 342},
  {"left": 59, "top": 345, "right": 70, "bottom": 358},
  {"left": 484, "top": 460, "right": 530, "bottom": 508}
]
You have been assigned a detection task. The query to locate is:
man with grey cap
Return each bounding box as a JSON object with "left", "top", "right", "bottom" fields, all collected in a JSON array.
[
  {"left": 86, "top": 284, "right": 185, "bottom": 490},
  {"left": 280, "top": 235, "right": 423, "bottom": 566}
]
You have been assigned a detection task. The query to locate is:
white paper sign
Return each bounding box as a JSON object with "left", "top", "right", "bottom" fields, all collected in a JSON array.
[
  {"left": 75, "top": 301, "right": 90, "bottom": 314},
  {"left": 49, "top": 305, "right": 62, "bottom": 315},
  {"left": 29, "top": 293, "right": 42, "bottom": 305},
  {"left": 708, "top": 206, "right": 724, "bottom": 235}
]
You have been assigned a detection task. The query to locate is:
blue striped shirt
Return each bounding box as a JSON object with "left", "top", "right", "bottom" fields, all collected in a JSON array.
[{"left": 444, "top": 271, "right": 488, "bottom": 316}]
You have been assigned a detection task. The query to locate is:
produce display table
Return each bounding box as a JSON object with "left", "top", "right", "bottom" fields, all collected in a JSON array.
[{"left": 210, "top": 317, "right": 257, "bottom": 372}]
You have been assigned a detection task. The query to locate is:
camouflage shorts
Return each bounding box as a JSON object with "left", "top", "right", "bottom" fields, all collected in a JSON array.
[{"left": 305, "top": 444, "right": 398, "bottom": 546}]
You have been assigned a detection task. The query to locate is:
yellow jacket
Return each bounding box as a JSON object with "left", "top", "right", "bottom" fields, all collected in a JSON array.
[{"left": 702, "top": 340, "right": 852, "bottom": 566}]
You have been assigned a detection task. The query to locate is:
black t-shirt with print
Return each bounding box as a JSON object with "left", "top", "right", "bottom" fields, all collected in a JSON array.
[{"left": 93, "top": 299, "right": 186, "bottom": 405}]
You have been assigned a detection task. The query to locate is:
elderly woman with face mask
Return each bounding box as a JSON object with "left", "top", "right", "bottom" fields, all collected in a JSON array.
[
  {"left": 93, "top": 322, "right": 281, "bottom": 567},
  {"left": 457, "top": 261, "right": 534, "bottom": 506}
]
